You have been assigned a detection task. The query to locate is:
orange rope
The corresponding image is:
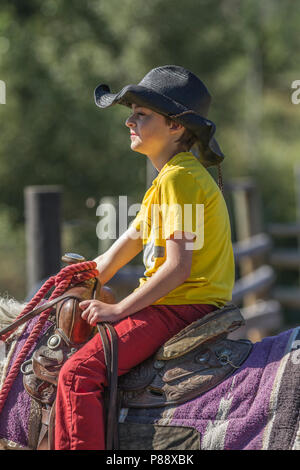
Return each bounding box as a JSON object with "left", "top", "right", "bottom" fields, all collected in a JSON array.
[{"left": 0, "top": 261, "right": 98, "bottom": 415}]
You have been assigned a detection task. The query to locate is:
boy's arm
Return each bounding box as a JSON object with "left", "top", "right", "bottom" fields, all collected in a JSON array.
[
  {"left": 81, "top": 231, "right": 194, "bottom": 324},
  {"left": 94, "top": 225, "right": 143, "bottom": 285}
]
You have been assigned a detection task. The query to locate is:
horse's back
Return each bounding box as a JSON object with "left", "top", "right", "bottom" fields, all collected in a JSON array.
[
  {"left": 1, "top": 307, "right": 299, "bottom": 450},
  {"left": 119, "top": 327, "right": 300, "bottom": 450}
]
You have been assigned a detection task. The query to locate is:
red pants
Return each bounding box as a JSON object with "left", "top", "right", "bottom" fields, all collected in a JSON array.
[{"left": 54, "top": 303, "right": 215, "bottom": 450}]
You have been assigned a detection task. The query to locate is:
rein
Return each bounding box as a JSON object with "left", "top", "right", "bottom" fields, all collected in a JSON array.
[{"left": 0, "top": 261, "right": 99, "bottom": 415}]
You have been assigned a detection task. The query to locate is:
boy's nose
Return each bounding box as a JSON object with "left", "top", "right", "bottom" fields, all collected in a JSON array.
[{"left": 125, "top": 116, "right": 136, "bottom": 128}]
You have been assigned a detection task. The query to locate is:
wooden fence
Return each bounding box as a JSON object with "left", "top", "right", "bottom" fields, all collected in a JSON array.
[
  {"left": 268, "top": 163, "right": 300, "bottom": 310},
  {"left": 107, "top": 177, "right": 283, "bottom": 342},
  {"left": 25, "top": 164, "right": 300, "bottom": 340}
]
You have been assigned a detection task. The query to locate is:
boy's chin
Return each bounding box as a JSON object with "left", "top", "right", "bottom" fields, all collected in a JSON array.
[{"left": 131, "top": 143, "right": 146, "bottom": 155}]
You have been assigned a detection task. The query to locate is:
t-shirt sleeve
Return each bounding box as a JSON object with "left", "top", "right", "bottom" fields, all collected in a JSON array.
[
  {"left": 131, "top": 209, "right": 143, "bottom": 231},
  {"left": 129, "top": 186, "right": 151, "bottom": 233},
  {"left": 157, "top": 169, "right": 202, "bottom": 241}
]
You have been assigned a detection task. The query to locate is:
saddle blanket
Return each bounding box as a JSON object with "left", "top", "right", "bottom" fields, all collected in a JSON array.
[
  {"left": 119, "top": 327, "right": 300, "bottom": 450},
  {"left": 0, "top": 320, "right": 299, "bottom": 450},
  {"left": 0, "top": 316, "right": 52, "bottom": 449}
]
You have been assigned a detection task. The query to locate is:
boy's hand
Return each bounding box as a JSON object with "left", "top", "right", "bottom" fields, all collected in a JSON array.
[{"left": 79, "top": 300, "right": 122, "bottom": 325}]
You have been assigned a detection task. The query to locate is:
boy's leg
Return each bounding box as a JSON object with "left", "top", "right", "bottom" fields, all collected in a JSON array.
[{"left": 54, "top": 303, "right": 215, "bottom": 450}]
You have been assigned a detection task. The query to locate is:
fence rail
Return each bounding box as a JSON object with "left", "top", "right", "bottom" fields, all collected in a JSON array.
[
  {"left": 233, "top": 233, "right": 272, "bottom": 262},
  {"left": 268, "top": 164, "right": 300, "bottom": 311},
  {"left": 26, "top": 174, "right": 299, "bottom": 342},
  {"left": 270, "top": 250, "right": 300, "bottom": 269},
  {"left": 272, "top": 287, "right": 300, "bottom": 309},
  {"left": 268, "top": 223, "right": 300, "bottom": 238},
  {"left": 232, "top": 265, "right": 275, "bottom": 304}
]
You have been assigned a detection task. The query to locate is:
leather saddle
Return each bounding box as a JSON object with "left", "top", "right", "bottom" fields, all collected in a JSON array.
[
  {"left": 90, "top": 303, "right": 252, "bottom": 451},
  {"left": 18, "top": 254, "right": 116, "bottom": 449},
  {"left": 18, "top": 255, "right": 252, "bottom": 450},
  {"left": 21, "top": 279, "right": 115, "bottom": 404},
  {"left": 118, "top": 304, "right": 252, "bottom": 408}
]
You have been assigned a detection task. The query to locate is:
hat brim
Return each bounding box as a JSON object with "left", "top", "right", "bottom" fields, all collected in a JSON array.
[{"left": 94, "top": 83, "right": 225, "bottom": 167}]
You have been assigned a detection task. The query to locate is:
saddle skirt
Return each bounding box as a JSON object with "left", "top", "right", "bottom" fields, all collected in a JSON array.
[{"left": 119, "top": 304, "right": 252, "bottom": 408}]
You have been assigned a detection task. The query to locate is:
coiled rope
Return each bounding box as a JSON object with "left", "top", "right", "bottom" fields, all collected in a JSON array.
[{"left": 0, "top": 261, "right": 98, "bottom": 415}]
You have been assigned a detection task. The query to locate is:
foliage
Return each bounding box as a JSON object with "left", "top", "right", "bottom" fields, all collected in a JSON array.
[
  {"left": 0, "top": 0, "right": 299, "bottom": 299},
  {"left": 0, "top": 209, "right": 26, "bottom": 299}
]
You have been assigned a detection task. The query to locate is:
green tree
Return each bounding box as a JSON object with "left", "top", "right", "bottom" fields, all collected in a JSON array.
[{"left": 0, "top": 0, "right": 300, "bottom": 300}]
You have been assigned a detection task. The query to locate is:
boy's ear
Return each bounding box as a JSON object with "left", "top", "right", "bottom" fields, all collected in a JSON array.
[{"left": 168, "top": 121, "right": 185, "bottom": 133}]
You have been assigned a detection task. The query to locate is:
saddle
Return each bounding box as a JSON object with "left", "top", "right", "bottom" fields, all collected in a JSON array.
[
  {"left": 118, "top": 304, "right": 252, "bottom": 408},
  {"left": 19, "top": 255, "right": 116, "bottom": 449},
  {"left": 17, "top": 254, "right": 252, "bottom": 450}
]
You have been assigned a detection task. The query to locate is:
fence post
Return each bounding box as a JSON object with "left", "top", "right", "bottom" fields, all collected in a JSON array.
[
  {"left": 24, "top": 185, "right": 62, "bottom": 295},
  {"left": 229, "top": 179, "right": 264, "bottom": 307}
]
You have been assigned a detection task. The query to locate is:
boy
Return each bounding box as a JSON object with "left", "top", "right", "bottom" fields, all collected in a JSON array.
[{"left": 54, "top": 65, "right": 235, "bottom": 450}]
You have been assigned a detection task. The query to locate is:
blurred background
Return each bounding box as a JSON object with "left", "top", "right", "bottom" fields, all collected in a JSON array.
[{"left": 0, "top": 0, "right": 299, "bottom": 340}]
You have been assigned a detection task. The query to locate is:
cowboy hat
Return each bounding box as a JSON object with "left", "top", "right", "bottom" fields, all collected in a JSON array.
[{"left": 94, "top": 65, "right": 224, "bottom": 168}]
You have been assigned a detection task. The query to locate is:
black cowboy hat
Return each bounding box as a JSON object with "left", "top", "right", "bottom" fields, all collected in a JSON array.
[{"left": 94, "top": 65, "right": 224, "bottom": 168}]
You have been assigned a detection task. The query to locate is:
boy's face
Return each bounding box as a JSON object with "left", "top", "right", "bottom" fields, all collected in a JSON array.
[{"left": 125, "top": 104, "right": 182, "bottom": 156}]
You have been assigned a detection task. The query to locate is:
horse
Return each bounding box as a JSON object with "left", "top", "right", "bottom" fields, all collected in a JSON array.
[{"left": 0, "top": 266, "right": 299, "bottom": 451}]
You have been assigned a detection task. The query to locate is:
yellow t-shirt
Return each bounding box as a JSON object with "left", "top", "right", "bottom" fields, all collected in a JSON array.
[{"left": 131, "top": 152, "right": 235, "bottom": 308}]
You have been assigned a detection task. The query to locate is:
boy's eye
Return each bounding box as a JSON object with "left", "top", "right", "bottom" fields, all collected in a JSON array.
[{"left": 128, "top": 110, "right": 146, "bottom": 118}]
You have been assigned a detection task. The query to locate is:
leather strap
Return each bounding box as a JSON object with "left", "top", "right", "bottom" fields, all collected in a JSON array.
[
  {"left": 48, "top": 399, "right": 56, "bottom": 450},
  {"left": 37, "top": 408, "right": 50, "bottom": 449},
  {"left": 0, "top": 293, "right": 84, "bottom": 338},
  {"left": 37, "top": 401, "right": 56, "bottom": 450},
  {"left": 97, "top": 323, "right": 119, "bottom": 450}
]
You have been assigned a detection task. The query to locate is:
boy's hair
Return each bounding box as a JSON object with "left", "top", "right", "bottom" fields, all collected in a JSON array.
[
  {"left": 164, "top": 116, "right": 197, "bottom": 151},
  {"left": 164, "top": 114, "right": 224, "bottom": 192}
]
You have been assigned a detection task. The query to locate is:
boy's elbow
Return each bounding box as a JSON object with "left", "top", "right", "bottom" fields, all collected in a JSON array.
[
  {"left": 171, "top": 259, "right": 192, "bottom": 282},
  {"left": 181, "top": 264, "right": 192, "bottom": 281}
]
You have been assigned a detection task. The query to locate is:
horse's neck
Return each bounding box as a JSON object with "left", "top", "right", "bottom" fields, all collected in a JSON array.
[
  {"left": 0, "top": 297, "right": 26, "bottom": 329},
  {"left": 0, "top": 296, "right": 27, "bottom": 389}
]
